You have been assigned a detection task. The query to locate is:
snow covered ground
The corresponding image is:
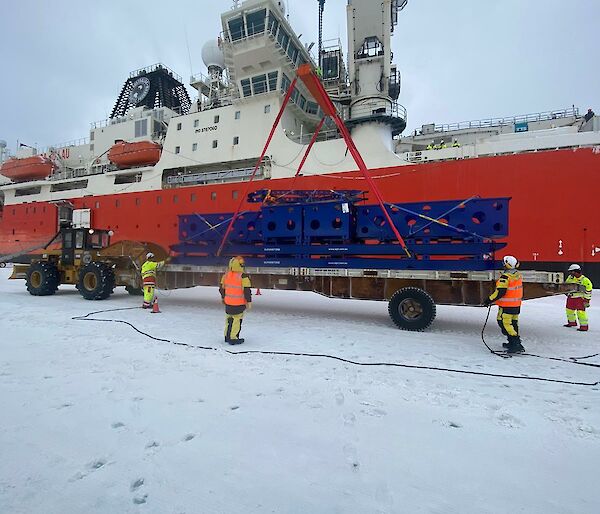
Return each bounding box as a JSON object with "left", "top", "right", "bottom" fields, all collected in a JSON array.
[{"left": 1, "top": 267, "right": 599, "bottom": 514}]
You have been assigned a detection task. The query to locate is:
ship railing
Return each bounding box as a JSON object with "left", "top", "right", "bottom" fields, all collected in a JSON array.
[
  {"left": 37, "top": 137, "right": 90, "bottom": 156},
  {"left": 129, "top": 63, "right": 182, "bottom": 83},
  {"left": 427, "top": 107, "right": 580, "bottom": 134},
  {"left": 290, "top": 128, "right": 342, "bottom": 144},
  {"left": 350, "top": 100, "right": 407, "bottom": 122},
  {"left": 165, "top": 165, "right": 265, "bottom": 187},
  {"left": 49, "top": 165, "right": 106, "bottom": 181}
]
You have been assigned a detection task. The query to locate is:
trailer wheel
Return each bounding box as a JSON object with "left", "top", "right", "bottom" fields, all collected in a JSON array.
[
  {"left": 388, "top": 287, "right": 436, "bottom": 331},
  {"left": 26, "top": 262, "right": 60, "bottom": 296},
  {"left": 78, "top": 262, "right": 115, "bottom": 300},
  {"left": 0, "top": 262, "right": 6, "bottom": 268},
  {"left": 125, "top": 285, "right": 143, "bottom": 296}
]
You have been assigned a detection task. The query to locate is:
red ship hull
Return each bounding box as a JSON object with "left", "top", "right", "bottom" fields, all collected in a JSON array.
[{"left": 2, "top": 147, "right": 599, "bottom": 281}]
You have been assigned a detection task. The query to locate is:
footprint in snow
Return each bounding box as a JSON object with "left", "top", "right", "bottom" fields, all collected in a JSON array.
[
  {"left": 130, "top": 478, "right": 145, "bottom": 492},
  {"left": 145, "top": 441, "right": 160, "bottom": 449},
  {"left": 335, "top": 391, "right": 345, "bottom": 406},
  {"left": 111, "top": 422, "right": 125, "bottom": 429},
  {"left": 133, "top": 495, "right": 148, "bottom": 505},
  {"left": 343, "top": 443, "right": 360, "bottom": 471},
  {"left": 183, "top": 433, "right": 196, "bottom": 442},
  {"left": 496, "top": 412, "right": 524, "bottom": 428}
]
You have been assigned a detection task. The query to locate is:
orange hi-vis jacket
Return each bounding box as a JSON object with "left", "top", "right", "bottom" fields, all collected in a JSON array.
[
  {"left": 495, "top": 272, "right": 523, "bottom": 308},
  {"left": 223, "top": 271, "right": 246, "bottom": 306}
]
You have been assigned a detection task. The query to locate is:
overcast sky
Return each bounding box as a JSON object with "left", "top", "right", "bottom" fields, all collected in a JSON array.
[{"left": 0, "top": 0, "right": 598, "bottom": 152}]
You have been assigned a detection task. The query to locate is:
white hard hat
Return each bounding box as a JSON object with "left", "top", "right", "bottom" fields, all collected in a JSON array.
[
  {"left": 502, "top": 255, "right": 518, "bottom": 269},
  {"left": 568, "top": 263, "right": 581, "bottom": 271},
  {"left": 146, "top": 252, "right": 155, "bottom": 259}
]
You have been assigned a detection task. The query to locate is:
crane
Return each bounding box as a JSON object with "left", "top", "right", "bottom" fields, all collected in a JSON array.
[{"left": 318, "top": 0, "right": 325, "bottom": 69}]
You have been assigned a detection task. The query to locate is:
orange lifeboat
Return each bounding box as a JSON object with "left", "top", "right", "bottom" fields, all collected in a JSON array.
[
  {"left": 108, "top": 140, "right": 162, "bottom": 169},
  {"left": 0, "top": 155, "right": 56, "bottom": 181}
]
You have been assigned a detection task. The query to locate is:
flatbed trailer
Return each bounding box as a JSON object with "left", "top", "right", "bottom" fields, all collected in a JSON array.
[{"left": 157, "top": 264, "right": 574, "bottom": 331}]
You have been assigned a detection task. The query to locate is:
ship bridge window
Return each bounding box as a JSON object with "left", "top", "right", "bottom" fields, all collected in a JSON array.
[
  {"left": 281, "top": 73, "right": 291, "bottom": 94},
  {"left": 241, "top": 79, "right": 252, "bottom": 97},
  {"left": 15, "top": 186, "right": 42, "bottom": 197},
  {"left": 357, "top": 36, "right": 384, "bottom": 59},
  {"left": 277, "top": 28, "right": 290, "bottom": 52},
  {"left": 287, "top": 43, "right": 299, "bottom": 64},
  {"left": 268, "top": 71, "right": 278, "bottom": 91},
  {"left": 228, "top": 16, "right": 245, "bottom": 41},
  {"left": 252, "top": 74, "right": 267, "bottom": 95},
  {"left": 322, "top": 52, "right": 340, "bottom": 80},
  {"left": 246, "top": 9, "right": 266, "bottom": 36},
  {"left": 291, "top": 88, "right": 299, "bottom": 104},
  {"left": 298, "top": 95, "right": 306, "bottom": 110},
  {"left": 135, "top": 119, "right": 147, "bottom": 137},
  {"left": 268, "top": 15, "right": 279, "bottom": 37}
]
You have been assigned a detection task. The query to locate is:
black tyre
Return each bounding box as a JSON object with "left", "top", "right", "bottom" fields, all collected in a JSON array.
[
  {"left": 125, "top": 285, "right": 143, "bottom": 296},
  {"left": 388, "top": 287, "right": 436, "bottom": 331},
  {"left": 0, "top": 262, "right": 6, "bottom": 268},
  {"left": 26, "top": 261, "right": 60, "bottom": 296},
  {"left": 78, "top": 262, "right": 115, "bottom": 300}
]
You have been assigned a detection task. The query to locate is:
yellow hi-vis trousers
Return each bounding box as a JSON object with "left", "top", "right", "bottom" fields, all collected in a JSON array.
[
  {"left": 225, "top": 313, "right": 244, "bottom": 340},
  {"left": 143, "top": 285, "right": 155, "bottom": 308},
  {"left": 566, "top": 308, "right": 588, "bottom": 326},
  {"left": 497, "top": 307, "right": 519, "bottom": 337}
]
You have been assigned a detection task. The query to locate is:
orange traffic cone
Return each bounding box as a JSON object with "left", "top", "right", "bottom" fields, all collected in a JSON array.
[
  {"left": 151, "top": 296, "right": 161, "bottom": 313},
  {"left": 255, "top": 288, "right": 262, "bottom": 295}
]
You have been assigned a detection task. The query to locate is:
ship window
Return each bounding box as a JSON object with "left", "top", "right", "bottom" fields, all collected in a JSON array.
[
  {"left": 211, "top": 192, "right": 217, "bottom": 200},
  {"left": 252, "top": 74, "right": 267, "bottom": 95},
  {"left": 291, "top": 89, "right": 299, "bottom": 104},
  {"left": 232, "top": 190, "right": 239, "bottom": 200},
  {"left": 192, "top": 143, "right": 198, "bottom": 151},
  {"left": 235, "top": 110, "right": 241, "bottom": 120},
  {"left": 95, "top": 202, "right": 100, "bottom": 209},
  {"left": 264, "top": 105, "right": 271, "bottom": 114},
  {"left": 228, "top": 16, "right": 245, "bottom": 41},
  {"left": 268, "top": 15, "right": 279, "bottom": 36},
  {"left": 194, "top": 119, "right": 199, "bottom": 128},
  {"left": 175, "top": 146, "right": 180, "bottom": 154},
  {"left": 190, "top": 193, "right": 197, "bottom": 202},
  {"left": 287, "top": 43, "right": 299, "bottom": 64},
  {"left": 277, "top": 27, "right": 289, "bottom": 52},
  {"left": 298, "top": 95, "right": 306, "bottom": 110},
  {"left": 156, "top": 196, "right": 162, "bottom": 204},
  {"left": 212, "top": 140, "right": 218, "bottom": 149},
  {"left": 241, "top": 79, "right": 252, "bottom": 97},
  {"left": 135, "top": 198, "right": 141, "bottom": 206},
  {"left": 115, "top": 199, "right": 120, "bottom": 208},
  {"left": 173, "top": 195, "right": 178, "bottom": 204},
  {"left": 281, "top": 73, "right": 291, "bottom": 93},
  {"left": 214, "top": 115, "right": 220, "bottom": 124},
  {"left": 177, "top": 122, "right": 182, "bottom": 130},
  {"left": 306, "top": 101, "right": 318, "bottom": 114},
  {"left": 233, "top": 136, "right": 239, "bottom": 145},
  {"left": 246, "top": 9, "right": 266, "bottom": 36},
  {"left": 268, "top": 71, "right": 278, "bottom": 91},
  {"left": 135, "top": 119, "right": 147, "bottom": 137},
  {"left": 90, "top": 131, "right": 95, "bottom": 141}
]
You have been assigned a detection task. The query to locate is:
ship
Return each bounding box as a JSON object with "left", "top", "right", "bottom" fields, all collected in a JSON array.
[{"left": 1, "top": 0, "right": 599, "bottom": 281}]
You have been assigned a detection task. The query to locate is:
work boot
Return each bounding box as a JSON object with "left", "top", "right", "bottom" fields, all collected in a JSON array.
[
  {"left": 577, "top": 325, "right": 589, "bottom": 332},
  {"left": 563, "top": 322, "right": 577, "bottom": 327},
  {"left": 502, "top": 342, "right": 509, "bottom": 348},
  {"left": 227, "top": 338, "right": 245, "bottom": 345},
  {"left": 506, "top": 335, "right": 525, "bottom": 354}
]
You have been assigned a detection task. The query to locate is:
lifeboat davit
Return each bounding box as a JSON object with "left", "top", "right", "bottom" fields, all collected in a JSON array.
[
  {"left": 108, "top": 140, "right": 162, "bottom": 169},
  {"left": 0, "top": 155, "right": 56, "bottom": 182}
]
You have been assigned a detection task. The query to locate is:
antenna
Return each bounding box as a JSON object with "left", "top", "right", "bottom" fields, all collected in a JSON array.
[
  {"left": 184, "top": 25, "right": 194, "bottom": 79},
  {"left": 318, "top": 0, "right": 325, "bottom": 68}
]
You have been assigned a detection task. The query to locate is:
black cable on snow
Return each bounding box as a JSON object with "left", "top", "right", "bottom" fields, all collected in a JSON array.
[{"left": 72, "top": 307, "right": 600, "bottom": 388}]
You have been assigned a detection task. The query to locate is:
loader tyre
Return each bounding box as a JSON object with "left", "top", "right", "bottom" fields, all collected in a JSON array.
[
  {"left": 78, "top": 262, "right": 115, "bottom": 300},
  {"left": 26, "top": 261, "right": 60, "bottom": 296},
  {"left": 125, "top": 285, "right": 143, "bottom": 296},
  {"left": 388, "top": 287, "right": 436, "bottom": 331}
]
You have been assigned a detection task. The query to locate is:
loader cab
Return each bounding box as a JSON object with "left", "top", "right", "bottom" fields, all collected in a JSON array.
[{"left": 60, "top": 227, "right": 111, "bottom": 266}]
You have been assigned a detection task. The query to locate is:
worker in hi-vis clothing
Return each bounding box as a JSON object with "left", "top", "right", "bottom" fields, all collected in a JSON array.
[
  {"left": 484, "top": 255, "right": 525, "bottom": 353},
  {"left": 141, "top": 252, "right": 165, "bottom": 309},
  {"left": 219, "top": 256, "right": 252, "bottom": 345},
  {"left": 564, "top": 264, "right": 593, "bottom": 331}
]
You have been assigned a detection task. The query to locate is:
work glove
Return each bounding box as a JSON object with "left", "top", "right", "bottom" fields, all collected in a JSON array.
[
  {"left": 584, "top": 301, "right": 590, "bottom": 309},
  {"left": 246, "top": 303, "right": 252, "bottom": 311},
  {"left": 482, "top": 298, "right": 492, "bottom": 307}
]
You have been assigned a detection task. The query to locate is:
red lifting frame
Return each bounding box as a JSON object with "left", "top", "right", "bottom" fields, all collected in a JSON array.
[{"left": 217, "top": 65, "right": 411, "bottom": 258}]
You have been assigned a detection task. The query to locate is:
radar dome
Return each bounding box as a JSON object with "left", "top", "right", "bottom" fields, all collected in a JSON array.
[
  {"left": 0, "top": 140, "right": 7, "bottom": 149},
  {"left": 201, "top": 39, "right": 225, "bottom": 70}
]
